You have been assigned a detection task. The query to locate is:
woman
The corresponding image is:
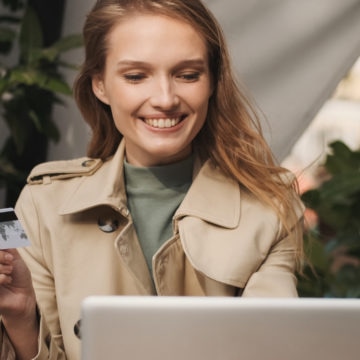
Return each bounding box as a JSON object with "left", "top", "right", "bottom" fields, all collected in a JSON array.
[{"left": 0, "top": 0, "right": 304, "bottom": 359}]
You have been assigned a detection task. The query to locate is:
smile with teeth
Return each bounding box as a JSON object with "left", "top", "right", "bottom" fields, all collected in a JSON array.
[{"left": 143, "top": 116, "right": 184, "bottom": 129}]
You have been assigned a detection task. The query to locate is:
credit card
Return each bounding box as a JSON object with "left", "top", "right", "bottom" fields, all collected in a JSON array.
[{"left": 0, "top": 208, "right": 30, "bottom": 249}]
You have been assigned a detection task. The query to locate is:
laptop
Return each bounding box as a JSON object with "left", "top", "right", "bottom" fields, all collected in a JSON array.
[{"left": 80, "top": 296, "right": 360, "bottom": 360}]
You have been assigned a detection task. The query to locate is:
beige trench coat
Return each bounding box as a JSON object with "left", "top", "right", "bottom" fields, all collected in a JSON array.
[{"left": 0, "top": 141, "right": 303, "bottom": 360}]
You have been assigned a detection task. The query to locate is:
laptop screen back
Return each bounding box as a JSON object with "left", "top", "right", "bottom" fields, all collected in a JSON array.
[{"left": 80, "top": 296, "right": 360, "bottom": 360}]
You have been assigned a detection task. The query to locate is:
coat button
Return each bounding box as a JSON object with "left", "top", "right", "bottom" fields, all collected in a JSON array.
[
  {"left": 81, "top": 159, "right": 96, "bottom": 167},
  {"left": 119, "top": 244, "right": 129, "bottom": 256},
  {"left": 74, "top": 319, "right": 82, "bottom": 339},
  {"left": 98, "top": 218, "right": 119, "bottom": 233}
]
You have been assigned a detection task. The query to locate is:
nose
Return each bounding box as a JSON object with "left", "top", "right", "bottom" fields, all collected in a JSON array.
[{"left": 149, "top": 77, "right": 180, "bottom": 110}]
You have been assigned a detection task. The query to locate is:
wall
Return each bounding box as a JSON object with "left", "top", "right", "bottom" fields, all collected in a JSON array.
[
  {"left": 47, "top": 1, "right": 94, "bottom": 161},
  {"left": 48, "top": 0, "right": 360, "bottom": 162}
]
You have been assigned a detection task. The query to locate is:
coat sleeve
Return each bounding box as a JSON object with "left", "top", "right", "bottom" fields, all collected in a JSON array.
[
  {"left": 0, "top": 322, "right": 15, "bottom": 360},
  {"left": 0, "top": 311, "right": 66, "bottom": 360},
  {"left": 241, "top": 222, "right": 301, "bottom": 297},
  {"left": 0, "top": 185, "right": 67, "bottom": 359}
]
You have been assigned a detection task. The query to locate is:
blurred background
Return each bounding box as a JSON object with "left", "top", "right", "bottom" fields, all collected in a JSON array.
[{"left": 1, "top": 0, "right": 360, "bottom": 297}]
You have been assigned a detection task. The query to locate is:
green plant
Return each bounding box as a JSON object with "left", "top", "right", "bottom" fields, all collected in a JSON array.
[
  {"left": 297, "top": 141, "right": 360, "bottom": 297},
  {"left": 0, "top": 0, "right": 83, "bottom": 205}
]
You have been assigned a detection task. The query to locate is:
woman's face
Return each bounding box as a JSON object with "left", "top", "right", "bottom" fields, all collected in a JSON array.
[{"left": 92, "top": 14, "right": 212, "bottom": 166}]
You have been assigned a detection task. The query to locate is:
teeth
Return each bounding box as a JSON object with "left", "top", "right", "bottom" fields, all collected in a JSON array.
[{"left": 144, "top": 118, "right": 182, "bottom": 128}]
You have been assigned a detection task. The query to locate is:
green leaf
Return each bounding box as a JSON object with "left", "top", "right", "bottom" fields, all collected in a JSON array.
[
  {"left": 8, "top": 67, "right": 38, "bottom": 85},
  {"left": 42, "top": 118, "right": 60, "bottom": 142},
  {"left": 7, "top": 68, "right": 72, "bottom": 94},
  {"left": 304, "top": 233, "right": 329, "bottom": 272},
  {"left": 0, "top": 155, "right": 23, "bottom": 180},
  {"left": 28, "top": 109, "right": 42, "bottom": 132},
  {"left": 37, "top": 76, "right": 72, "bottom": 95},
  {"left": 319, "top": 173, "right": 360, "bottom": 201},
  {"left": 43, "top": 34, "right": 83, "bottom": 60},
  {"left": 28, "top": 109, "right": 59, "bottom": 142},
  {"left": 316, "top": 202, "right": 352, "bottom": 230},
  {"left": 1, "top": 0, "right": 25, "bottom": 12},
  {"left": 19, "top": 5, "right": 43, "bottom": 65},
  {"left": 57, "top": 60, "right": 82, "bottom": 71},
  {"left": 325, "top": 141, "right": 360, "bottom": 175},
  {"left": 0, "top": 26, "right": 16, "bottom": 42},
  {"left": 6, "top": 114, "right": 28, "bottom": 154},
  {"left": 0, "top": 26, "right": 16, "bottom": 54},
  {"left": 0, "top": 76, "right": 9, "bottom": 94},
  {"left": 17, "top": 34, "right": 83, "bottom": 67},
  {"left": 301, "top": 189, "right": 321, "bottom": 209},
  {"left": 0, "top": 15, "right": 22, "bottom": 24}
]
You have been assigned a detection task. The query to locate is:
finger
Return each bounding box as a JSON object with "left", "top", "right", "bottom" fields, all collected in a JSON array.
[
  {"left": 0, "top": 263, "right": 13, "bottom": 275},
  {"left": 2, "top": 248, "right": 19, "bottom": 257},
  {"left": 0, "top": 250, "right": 14, "bottom": 264},
  {"left": 0, "top": 248, "right": 21, "bottom": 261},
  {"left": 0, "top": 273, "right": 12, "bottom": 285}
]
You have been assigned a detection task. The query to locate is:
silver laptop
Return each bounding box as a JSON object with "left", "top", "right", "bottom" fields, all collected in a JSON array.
[{"left": 80, "top": 296, "right": 360, "bottom": 360}]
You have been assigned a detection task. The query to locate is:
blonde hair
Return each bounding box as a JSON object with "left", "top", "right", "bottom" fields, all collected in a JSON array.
[{"left": 74, "top": 0, "right": 304, "bottom": 269}]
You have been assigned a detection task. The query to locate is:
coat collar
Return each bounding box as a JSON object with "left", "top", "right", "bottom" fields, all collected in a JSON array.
[
  {"left": 59, "top": 141, "right": 241, "bottom": 229},
  {"left": 59, "top": 141, "right": 127, "bottom": 215}
]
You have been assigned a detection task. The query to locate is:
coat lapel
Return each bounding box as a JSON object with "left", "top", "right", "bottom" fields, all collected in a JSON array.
[{"left": 175, "top": 161, "right": 241, "bottom": 229}]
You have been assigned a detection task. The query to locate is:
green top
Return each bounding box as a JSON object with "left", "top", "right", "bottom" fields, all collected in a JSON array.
[{"left": 124, "top": 156, "right": 193, "bottom": 273}]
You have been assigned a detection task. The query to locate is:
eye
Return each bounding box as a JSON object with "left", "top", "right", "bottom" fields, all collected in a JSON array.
[
  {"left": 123, "top": 73, "right": 147, "bottom": 83},
  {"left": 177, "top": 72, "right": 201, "bottom": 82}
]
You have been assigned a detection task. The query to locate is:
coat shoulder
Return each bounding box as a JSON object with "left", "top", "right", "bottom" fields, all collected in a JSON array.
[{"left": 27, "top": 157, "right": 103, "bottom": 185}]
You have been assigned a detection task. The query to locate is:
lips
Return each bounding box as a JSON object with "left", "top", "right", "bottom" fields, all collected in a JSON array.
[{"left": 143, "top": 116, "right": 186, "bottom": 129}]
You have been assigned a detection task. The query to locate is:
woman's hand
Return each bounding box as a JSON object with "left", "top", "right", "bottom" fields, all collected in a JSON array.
[
  {"left": 0, "top": 249, "right": 36, "bottom": 318},
  {"left": 0, "top": 249, "right": 39, "bottom": 359}
]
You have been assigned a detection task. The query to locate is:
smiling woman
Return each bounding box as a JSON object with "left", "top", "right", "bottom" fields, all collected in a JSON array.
[
  {"left": 90, "top": 14, "right": 212, "bottom": 166},
  {"left": 0, "top": 1, "right": 304, "bottom": 359}
]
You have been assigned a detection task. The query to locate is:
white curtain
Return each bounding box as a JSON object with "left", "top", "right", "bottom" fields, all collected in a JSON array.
[
  {"left": 46, "top": 0, "right": 360, "bottom": 162},
  {"left": 205, "top": 0, "right": 360, "bottom": 161}
]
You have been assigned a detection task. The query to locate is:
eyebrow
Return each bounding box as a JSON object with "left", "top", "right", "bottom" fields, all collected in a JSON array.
[
  {"left": 116, "top": 58, "right": 207, "bottom": 69},
  {"left": 116, "top": 60, "right": 150, "bottom": 68}
]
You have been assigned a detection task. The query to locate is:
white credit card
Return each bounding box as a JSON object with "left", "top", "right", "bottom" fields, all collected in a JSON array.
[{"left": 0, "top": 208, "right": 30, "bottom": 249}]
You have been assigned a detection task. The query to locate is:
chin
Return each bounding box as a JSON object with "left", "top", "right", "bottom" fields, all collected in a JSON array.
[{"left": 146, "top": 146, "right": 191, "bottom": 165}]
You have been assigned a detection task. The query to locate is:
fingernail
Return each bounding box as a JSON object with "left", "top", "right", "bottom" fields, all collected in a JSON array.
[{"left": 5, "top": 253, "right": 14, "bottom": 261}]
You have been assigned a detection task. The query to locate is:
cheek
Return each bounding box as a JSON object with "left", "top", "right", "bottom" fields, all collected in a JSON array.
[
  {"left": 194, "top": 89, "right": 212, "bottom": 118},
  {"left": 183, "top": 83, "right": 211, "bottom": 110},
  {"left": 105, "top": 86, "right": 141, "bottom": 115}
]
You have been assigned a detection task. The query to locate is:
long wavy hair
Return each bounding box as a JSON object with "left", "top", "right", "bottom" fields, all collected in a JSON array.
[{"left": 74, "top": 0, "right": 304, "bottom": 268}]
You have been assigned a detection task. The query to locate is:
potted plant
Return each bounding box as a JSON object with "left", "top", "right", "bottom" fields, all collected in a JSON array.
[
  {"left": 297, "top": 141, "right": 360, "bottom": 297},
  {"left": 0, "top": 0, "right": 83, "bottom": 206}
]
